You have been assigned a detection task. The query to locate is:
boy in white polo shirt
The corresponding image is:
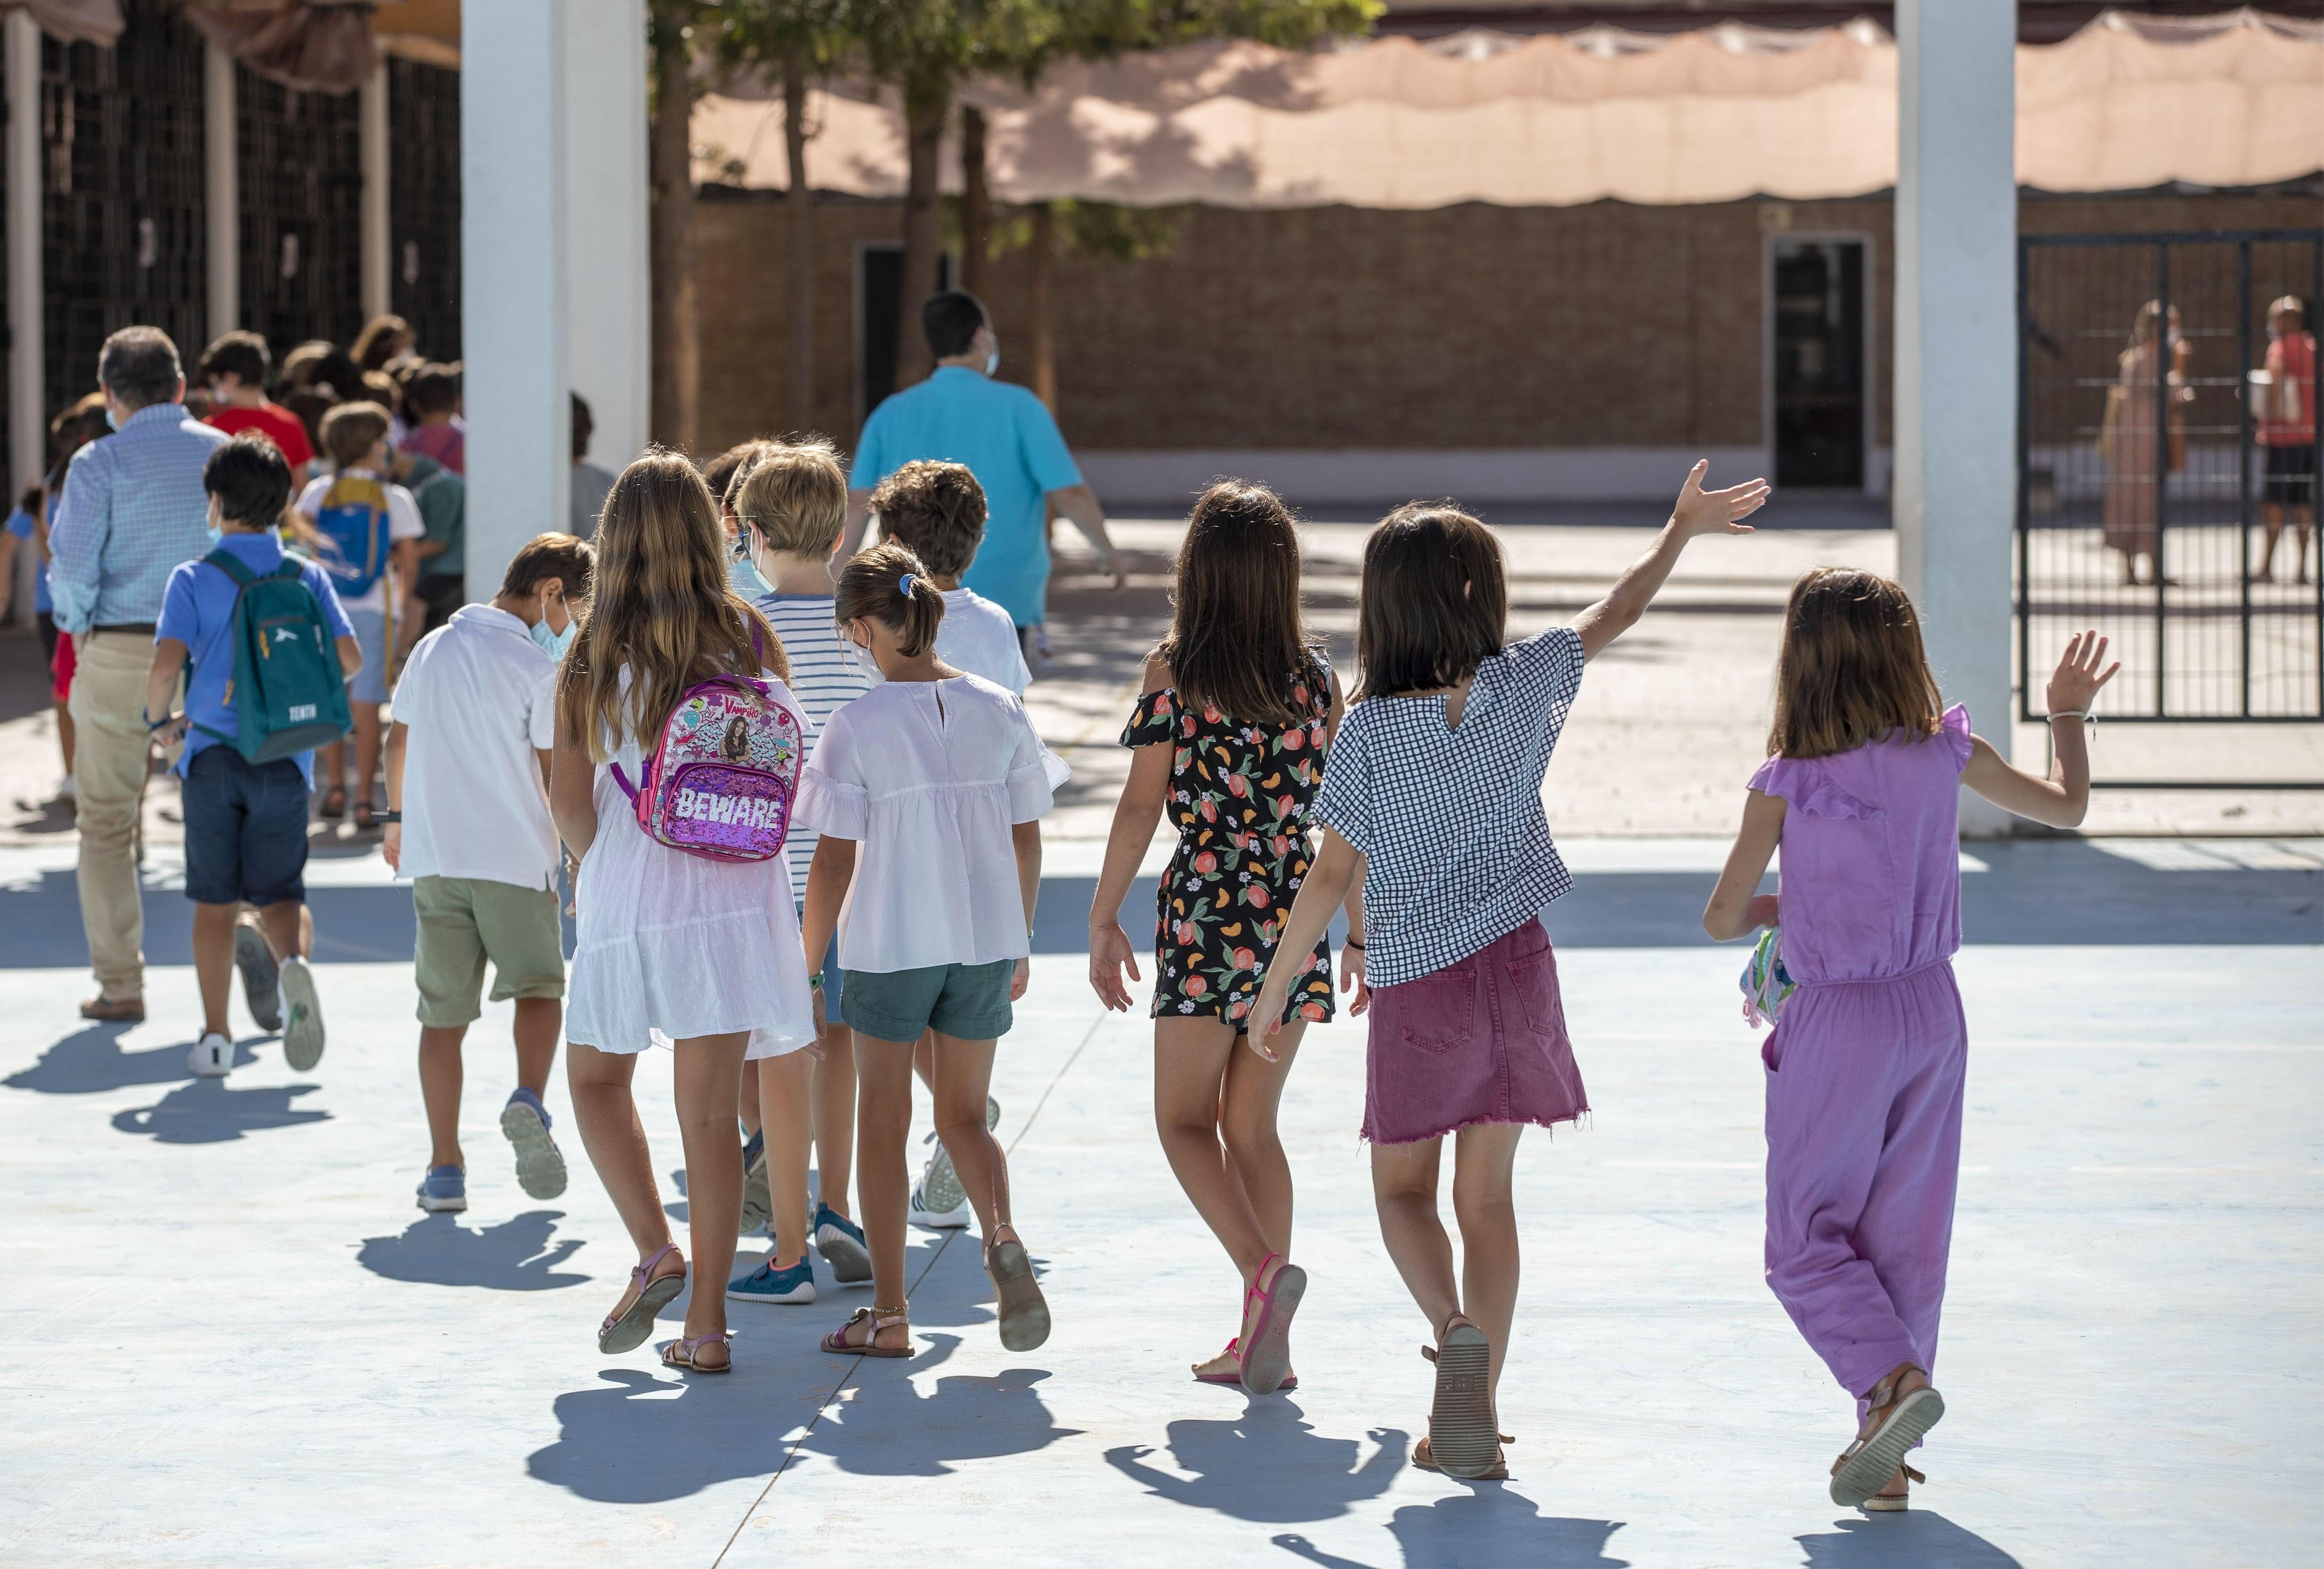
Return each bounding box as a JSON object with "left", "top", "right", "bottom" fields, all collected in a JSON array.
[{"left": 382, "top": 533, "right": 593, "bottom": 1213}]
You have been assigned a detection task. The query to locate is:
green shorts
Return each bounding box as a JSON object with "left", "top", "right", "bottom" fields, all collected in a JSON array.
[
  {"left": 841, "top": 958, "right": 1016, "bottom": 1044},
  {"left": 413, "top": 875, "right": 566, "bottom": 1028}
]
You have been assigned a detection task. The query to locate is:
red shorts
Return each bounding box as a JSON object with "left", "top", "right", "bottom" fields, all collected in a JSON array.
[{"left": 50, "top": 628, "right": 74, "bottom": 703}]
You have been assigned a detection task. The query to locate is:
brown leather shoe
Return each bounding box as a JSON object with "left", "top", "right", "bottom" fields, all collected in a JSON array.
[{"left": 79, "top": 994, "right": 145, "bottom": 1023}]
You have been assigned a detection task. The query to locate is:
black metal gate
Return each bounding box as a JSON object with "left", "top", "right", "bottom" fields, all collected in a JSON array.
[{"left": 2017, "top": 231, "right": 2324, "bottom": 737}]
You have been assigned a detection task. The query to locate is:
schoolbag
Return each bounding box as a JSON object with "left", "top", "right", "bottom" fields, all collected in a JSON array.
[
  {"left": 313, "top": 471, "right": 393, "bottom": 601},
  {"left": 193, "top": 550, "right": 354, "bottom": 763},
  {"left": 609, "top": 658, "right": 804, "bottom": 863}
]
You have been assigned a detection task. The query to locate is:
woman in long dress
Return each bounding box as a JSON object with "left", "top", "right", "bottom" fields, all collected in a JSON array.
[{"left": 2100, "top": 301, "right": 2190, "bottom": 588}]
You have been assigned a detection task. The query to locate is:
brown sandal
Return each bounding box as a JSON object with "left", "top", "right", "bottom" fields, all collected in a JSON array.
[
  {"left": 1411, "top": 1431, "right": 1513, "bottom": 1481},
  {"left": 1863, "top": 1462, "right": 1927, "bottom": 1512},
  {"left": 822, "top": 1304, "right": 911, "bottom": 1358},
  {"left": 1830, "top": 1369, "right": 1945, "bottom": 1507},
  {"left": 1419, "top": 1317, "right": 1500, "bottom": 1479},
  {"left": 985, "top": 1229, "right": 1051, "bottom": 1352}
]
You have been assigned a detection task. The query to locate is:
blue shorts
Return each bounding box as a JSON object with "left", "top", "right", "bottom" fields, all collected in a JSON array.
[
  {"left": 346, "top": 606, "right": 389, "bottom": 705},
  {"left": 182, "top": 746, "right": 310, "bottom": 907},
  {"left": 842, "top": 958, "right": 1014, "bottom": 1044}
]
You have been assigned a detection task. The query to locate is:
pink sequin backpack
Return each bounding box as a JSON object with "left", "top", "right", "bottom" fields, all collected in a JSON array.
[{"left": 609, "top": 648, "right": 804, "bottom": 863}]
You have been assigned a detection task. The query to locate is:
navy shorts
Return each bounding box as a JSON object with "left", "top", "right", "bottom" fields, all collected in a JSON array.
[{"left": 182, "top": 746, "right": 310, "bottom": 907}]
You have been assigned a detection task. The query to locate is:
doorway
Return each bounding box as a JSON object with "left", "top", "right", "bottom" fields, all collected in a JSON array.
[
  {"left": 855, "top": 245, "right": 958, "bottom": 426},
  {"left": 1769, "top": 237, "right": 1869, "bottom": 490}
]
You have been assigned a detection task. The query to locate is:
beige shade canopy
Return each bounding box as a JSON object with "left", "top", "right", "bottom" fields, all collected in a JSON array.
[{"left": 693, "top": 8, "right": 2324, "bottom": 210}]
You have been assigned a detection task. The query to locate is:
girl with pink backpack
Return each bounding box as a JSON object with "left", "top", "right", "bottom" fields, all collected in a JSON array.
[{"left": 550, "top": 452, "right": 819, "bottom": 1376}]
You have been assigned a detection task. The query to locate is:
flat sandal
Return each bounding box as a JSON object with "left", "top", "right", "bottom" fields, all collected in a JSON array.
[
  {"left": 1830, "top": 1370, "right": 1945, "bottom": 1508},
  {"left": 661, "top": 1330, "right": 731, "bottom": 1374},
  {"left": 823, "top": 1305, "right": 912, "bottom": 1358},
  {"left": 1863, "top": 1462, "right": 1927, "bottom": 1512},
  {"left": 598, "top": 1242, "right": 686, "bottom": 1355}
]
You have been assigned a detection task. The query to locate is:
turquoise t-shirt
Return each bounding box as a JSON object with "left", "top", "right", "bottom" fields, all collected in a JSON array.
[{"left": 849, "top": 366, "right": 1082, "bottom": 627}]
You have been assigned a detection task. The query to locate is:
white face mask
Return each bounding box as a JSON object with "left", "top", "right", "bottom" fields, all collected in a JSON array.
[
  {"left": 841, "top": 622, "right": 880, "bottom": 678},
  {"left": 984, "top": 332, "right": 1000, "bottom": 377}
]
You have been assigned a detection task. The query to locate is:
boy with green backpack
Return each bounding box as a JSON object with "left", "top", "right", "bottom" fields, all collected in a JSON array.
[{"left": 146, "top": 435, "right": 360, "bottom": 1078}]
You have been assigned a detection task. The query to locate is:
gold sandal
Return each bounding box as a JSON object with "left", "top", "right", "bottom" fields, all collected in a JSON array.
[{"left": 822, "top": 1304, "right": 912, "bottom": 1358}]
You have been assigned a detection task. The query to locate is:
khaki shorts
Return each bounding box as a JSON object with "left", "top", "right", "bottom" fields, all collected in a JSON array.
[{"left": 413, "top": 875, "right": 566, "bottom": 1028}]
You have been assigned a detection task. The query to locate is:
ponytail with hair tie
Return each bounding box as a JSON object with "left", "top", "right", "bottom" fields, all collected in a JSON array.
[{"left": 899, "top": 573, "right": 916, "bottom": 597}]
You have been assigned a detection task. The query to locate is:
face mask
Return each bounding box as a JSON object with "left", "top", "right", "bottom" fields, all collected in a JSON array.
[
  {"left": 984, "top": 343, "right": 1001, "bottom": 376},
  {"left": 530, "top": 597, "right": 576, "bottom": 660},
  {"left": 105, "top": 406, "right": 119, "bottom": 431},
  {"left": 841, "top": 623, "right": 880, "bottom": 678},
  {"left": 205, "top": 525, "right": 223, "bottom": 546}
]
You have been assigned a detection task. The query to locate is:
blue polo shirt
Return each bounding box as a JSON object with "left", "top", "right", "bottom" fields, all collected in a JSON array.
[
  {"left": 156, "top": 531, "right": 354, "bottom": 783},
  {"left": 850, "top": 366, "right": 1082, "bottom": 627}
]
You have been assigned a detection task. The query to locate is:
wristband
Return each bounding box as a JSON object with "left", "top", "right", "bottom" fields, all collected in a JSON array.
[
  {"left": 1344, "top": 939, "right": 1365, "bottom": 952},
  {"left": 143, "top": 708, "right": 173, "bottom": 733},
  {"left": 374, "top": 810, "right": 401, "bottom": 824}
]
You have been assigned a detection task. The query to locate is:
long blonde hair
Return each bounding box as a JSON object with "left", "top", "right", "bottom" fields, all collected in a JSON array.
[{"left": 558, "top": 450, "right": 788, "bottom": 762}]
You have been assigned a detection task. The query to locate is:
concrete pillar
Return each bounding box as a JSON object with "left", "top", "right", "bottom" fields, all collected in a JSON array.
[
  {"left": 359, "top": 63, "right": 389, "bottom": 322},
  {"left": 5, "top": 13, "right": 42, "bottom": 509},
  {"left": 460, "top": 0, "right": 568, "bottom": 599},
  {"left": 562, "top": 1, "right": 650, "bottom": 480},
  {"left": 1892, "top": 0, "right": 2017, "bottom": 834},
  {"left": 203, "top": 42, "right": 238, "bottom": 342}
]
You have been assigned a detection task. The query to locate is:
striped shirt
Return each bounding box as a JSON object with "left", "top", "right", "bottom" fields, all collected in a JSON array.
[
  {"left": 755, "top": 592, "right": 878, "bottom": 900},
  {"left": 48, "top": 403, "right": 229, "bottom": 633},
  {"left": 1310, "top": 627, "right": 1586, "bottom": 988}
]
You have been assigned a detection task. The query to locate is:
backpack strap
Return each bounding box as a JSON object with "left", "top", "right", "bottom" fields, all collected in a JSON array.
[
  {"left": 202, "top": 548, "right": 259, "bottom": 588},
  {"left": 608, "top": 762, "right": 640, "bottom": 803}
]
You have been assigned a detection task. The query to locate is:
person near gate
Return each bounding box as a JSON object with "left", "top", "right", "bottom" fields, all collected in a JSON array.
[
  {"left": 46, "top": 327, "right": 232, "bottom": 1024},
  {"left": 2254, "top": 295, "right": 2316, "bottom": 584},
  {"left": 844, "top": 292, "right": 1125, "bottom": 670}
]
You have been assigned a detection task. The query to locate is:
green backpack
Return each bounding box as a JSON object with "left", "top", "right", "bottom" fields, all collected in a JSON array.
[{"left": 192, "top": 549, "right": 353, "bottom": 763}]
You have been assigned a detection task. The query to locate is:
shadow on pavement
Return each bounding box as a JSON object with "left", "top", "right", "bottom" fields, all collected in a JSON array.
[
  {"left": 1104, "top": 1403, "right": 1405, "bottom": 1524},
  {"left": 1798, "top": 1511, "right": 2025, "bottom": 1567},
  {"left": 3, "top": 1021, "right": 214, "bottom": 1093},
  {"left": 1272, "top": 1493, "right": 1630, "bottom": 1566},
  {"left": 110, "top": 1075, "right": 328, "bottom": 1142},
  {"left": 527, "top": 1366, "right": 798, "bottom": 1503},
  {"left": 357, "top": 1211, "right": 589, "bottom": 1291},
  {"left": 788, "top": 1330, "right": 1083, "bottom": 1478}
]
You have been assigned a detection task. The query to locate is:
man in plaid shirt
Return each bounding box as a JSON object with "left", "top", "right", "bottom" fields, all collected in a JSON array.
[{"left": 48, "top": 327, "right": 229, "bottom": 1022}]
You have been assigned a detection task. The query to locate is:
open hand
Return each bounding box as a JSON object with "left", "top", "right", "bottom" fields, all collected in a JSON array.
[
  {"left": 381, "top": 821, "right": 402, "bottom": 872},
  {"left": 2045, "top": 630, "right": 2119, "bottom": 716},
  {"left": 1088, "top": 922, "right": 1141, "bottom": 1011},
  {"left": 1010, "top": 955, "right": 1030, "bottom": 1002},
  {"left": 1671, "top": 459, "right": 1771, "bottom": 538},
  {"left": 1106, "top": 550, "right": 1128, "bottom": 593}
]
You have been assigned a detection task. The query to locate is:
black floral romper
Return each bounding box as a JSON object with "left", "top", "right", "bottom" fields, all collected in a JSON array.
[{"left": 1119, "top": 655, "right": 1336, "bottom": 1031}]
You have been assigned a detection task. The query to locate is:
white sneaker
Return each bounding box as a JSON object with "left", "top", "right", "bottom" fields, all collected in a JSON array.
[
  {"left": 909, "top": 1173, "right": 972, "bottom": 1229},
  {"left": 277, "top": 955, "right": 325, "bottom": 1072},
  {"left": 188, "top": 1032, "right": 233, "bottom": 1078}
]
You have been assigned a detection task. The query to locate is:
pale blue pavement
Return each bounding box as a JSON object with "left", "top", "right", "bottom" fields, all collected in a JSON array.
[{"left": 0, "top": 838, "right": 2318, "bottom": 1567}]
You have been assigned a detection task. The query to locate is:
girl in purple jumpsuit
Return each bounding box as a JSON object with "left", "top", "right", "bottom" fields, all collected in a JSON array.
[{"left": 1704, "top": 568, "right": 2118, "bottom": 1513}]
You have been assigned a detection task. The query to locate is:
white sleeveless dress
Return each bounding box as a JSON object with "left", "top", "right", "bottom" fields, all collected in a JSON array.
[{"left": 565, "top": 668, "right": 817, "bottom": 1060}]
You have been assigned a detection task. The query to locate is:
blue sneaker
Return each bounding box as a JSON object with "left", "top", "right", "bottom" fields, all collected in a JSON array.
[
  {"left": 738, "top": 1127, "right": 771, "bottom": 1237},
  {"left": 500, "top": 1088, "right": 568, "bottom": 1201},
  {"left": 416, "top": 1164, "right": 467, "bottom": 1213},
  {"left": 814, "top": 1202, "right": 872, "bottom": 1284},
  {"left": 727, "top": 1254, "right": 815, "bottom": 1305}
]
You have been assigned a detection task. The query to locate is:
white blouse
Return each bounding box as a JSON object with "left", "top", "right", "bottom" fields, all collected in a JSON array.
[{"left": 794, "top": 673, "right": 1067, "bottom": 974}]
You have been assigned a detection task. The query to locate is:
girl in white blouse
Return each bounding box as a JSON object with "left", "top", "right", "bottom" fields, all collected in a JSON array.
[{"left": 794, "top": 544, "right": 1066, "bottom": 1360}]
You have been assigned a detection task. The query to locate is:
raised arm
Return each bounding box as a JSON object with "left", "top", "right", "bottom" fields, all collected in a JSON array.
[
  {"left": 1572, "top": 460, "right": 1769, "bottom": 662},
  {"left": 1961, "top": 631, "right": 2118, "bottom": 830}
]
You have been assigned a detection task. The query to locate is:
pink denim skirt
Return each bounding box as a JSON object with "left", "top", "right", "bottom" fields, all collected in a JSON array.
[{"left": 1361, "top": 919, "right": 1589, "bottom": 1145}]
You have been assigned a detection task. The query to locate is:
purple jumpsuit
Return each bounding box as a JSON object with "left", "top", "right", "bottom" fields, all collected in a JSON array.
[{"left": 1749, "top": 704, "right": 1972, "bottom": 1409}]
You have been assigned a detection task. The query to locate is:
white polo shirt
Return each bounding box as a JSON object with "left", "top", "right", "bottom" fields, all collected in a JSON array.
[{"left": 391, "top": 604, "right": 562, "bottom": 891}]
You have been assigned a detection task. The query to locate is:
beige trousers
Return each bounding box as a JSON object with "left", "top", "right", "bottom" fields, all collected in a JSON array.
[{"left": 67, "top": 630, "right": 157, "bottom": 999}]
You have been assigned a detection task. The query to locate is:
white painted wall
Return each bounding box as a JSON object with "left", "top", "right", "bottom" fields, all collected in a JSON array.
[
  {"left": 203, "top": 42, "right": 238, "bottom": 342},
  {"left": 360, "top": 65, "right": 390, "bottom": 322},
  {"left": 460, "top": 0, "right": 570, "bottom": 599},
  {"left": 5, "top": 12, "right": 42, "bottom": 527},
  {"left": 562, "top": 0, "right": 651, "bottom": 486},
  {"left": 1893, "top": 0, "right": 2017, "bottom": 834}
]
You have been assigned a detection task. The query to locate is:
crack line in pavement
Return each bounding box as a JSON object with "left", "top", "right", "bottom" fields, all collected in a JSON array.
[{"left": 710, "top": 1011, "right": 1107, "bottom": 1567}]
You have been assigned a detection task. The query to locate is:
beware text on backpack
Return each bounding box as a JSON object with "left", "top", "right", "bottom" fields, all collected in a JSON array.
[{"left": 610, "top": 671, "right": 804, "bottom": 863}]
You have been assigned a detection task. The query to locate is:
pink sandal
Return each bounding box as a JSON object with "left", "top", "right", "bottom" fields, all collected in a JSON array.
[
  {"left": 1236, "top": 1253, "right": 1307, "bottom": 1395},
  {"left": 1193, "top": 1337, "right": 1300, "bottom": 1391},
  {"left": 661, "top": 1330, "right": 732, "bottom": 1374},
  {"left": 598, "top": 1242, "right": 685, "bottom": 1355}
]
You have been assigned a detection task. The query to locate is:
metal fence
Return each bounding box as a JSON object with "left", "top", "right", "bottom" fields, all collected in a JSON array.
[
  {"left": 236, "top": 67, "right": 362, "bottom": 358},
  {"left": 2018, "top": 231, "right": 2323, "bottom": 734},
  {"left": 388, "top": 57, "right": 461, "bottom": 362}
]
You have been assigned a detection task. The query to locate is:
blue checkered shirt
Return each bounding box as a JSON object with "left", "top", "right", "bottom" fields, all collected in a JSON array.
[
  {"left": 47, "top": 404, "right": 229, "bottom": 633},
  {"left": 1311, "top": 627, "right": 1586, "bottom": 988}
]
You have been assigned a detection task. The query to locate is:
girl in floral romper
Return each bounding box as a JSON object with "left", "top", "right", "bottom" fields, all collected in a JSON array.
[{"left": 1089, "top": 481, "right": 1364, "bottom": 1396}]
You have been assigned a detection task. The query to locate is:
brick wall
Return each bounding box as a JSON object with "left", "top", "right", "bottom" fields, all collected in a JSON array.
[{"left": 695, "top": 189, "right": 2321, "bottom": 461}]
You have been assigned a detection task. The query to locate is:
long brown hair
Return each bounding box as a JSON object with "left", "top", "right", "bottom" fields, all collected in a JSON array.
[
  {"left": 1354, "top": 502, "right": 1506, "bottom": 700},
  {"left": 1767, "top": 568, "right": 1942, "bottom": 760},
  {"left": 1159, "top": 480, "right": 1321, "bottom": 725},
  {"left": 558, "top": 450, "right": 787, "bottom": 762},
  {"left": 835, "top": 542, "right": 945, "bottom": 659}
]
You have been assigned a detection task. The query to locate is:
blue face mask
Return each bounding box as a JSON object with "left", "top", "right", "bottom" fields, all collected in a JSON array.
[
  {"left": 205, "top": 525, "right": 222, "bottom": 546},
  {"left": 530, "top": 605, "right": 576, "bottom": 660}
]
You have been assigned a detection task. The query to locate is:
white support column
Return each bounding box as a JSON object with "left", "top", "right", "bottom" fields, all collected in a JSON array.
[
  {"left": 1893, "top": 0, "right": 2017, "bottom": 835},
  {"left": 358, "top": 63, "right": 389, "bottom": 322},
  {"left": 562, "top": 0, "right": 650, "bottom": 477},
  {"left": 460, "top": 0, "right": 568, "bottom": 599},
  {"left": 5, "top": 13, "right": 42, "bottom": 511},
  {"left": 203, "top": 42, "right": 238, "bottom": 342}
]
